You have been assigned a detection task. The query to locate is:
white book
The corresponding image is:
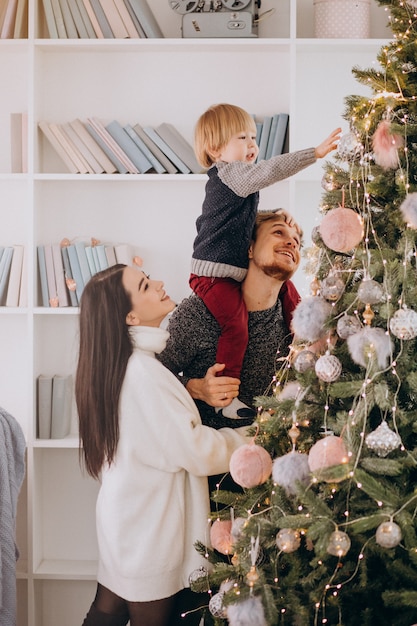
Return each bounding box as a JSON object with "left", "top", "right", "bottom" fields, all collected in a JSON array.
[
  {"left": 112, "top": 0, "right": 138, "bottom": 38},
  {"left": 6, "top": 244, "right": 24, "bottom": 307},
  {"left": 69, "top": 118, "right": 116, "bottom": 173},
  {"left": 50, "top": 0, "right": 67, "bottom": 37},
  {"left": 87, "top": 117, "right": 139, "bottom": 173},
  {"left": 98, "top": 0, "right": 128, "bottom": 38},
  {"left": 89, "top": 0, "right": 113, "bottom": 37},
  {"left": 155, "top": 122, "right": 202, "bottom": 174},
  {"left": 44, "top": 243, "right": 58, "bottom": 306},
  {"left": 114, "top": 243, "right": 133, "bottom": 266},
  {"left": 0, "top": 247, "right": 14, "bottom": 305},
  {"left": 37, "top": 375, "right": 53, "bottom": 439},
  {"left": 61, "top": 122, "right": 98, "bottom": 173},
  {"left": 67, "top": 243, "right": 85, "bottom": 301},
  {"left": 75, "top": 240, "right": 92, "bottom": 286},
  {"left": 66, "top": 0, "right": 89, "bottom": 37},
  {"left": 51, "top": 374, "right": 73, "bottom": 439},
  {"left": 143, "top": 126, "right": 190, "bottom": 174},
  {"left": 80, "top": 0, "right": 103, "bottom": 37},
  {"left": 39, "top": 120, "right": 78, "bottom": 173},
  {"left": 42, "top": 0, "right": 59, "bottom": 37},
  {"left": 21, "top": 111, "right": 28, "bottom": 173},
  {"left": 121, "top": 0, "right": 145, "bottom": 37},
  {"left": 124, "top": 0, "right": 162, "bottom": 37},
  {"left": 10, "top": 112, "right": 23, "bottom": 173},
  {"left": 13, "top": 0, "right": 27, "bottom": 37},
  {"left": 1, "top": 0, "right": 18, "bottom": 38},
  {"left": 58, "top": 0, "right": 78, "bottom": 37},
  {"left": 74, "top": 0, "right": 96, "bottom": 37},
  {"left": 37, "top": 245, "right": 50, "bottom": 307},
  {"left": 105, "top": 244, "right": 117, "bottom": 266},
  {"left": 18, "top": 244, "right": 27, "bottom": 307},
  {"left": 133, "top": 123, "right": 177, "bottom": 173},
  {"left": 49, "top": 123, "right": 89, "bottom": 173},
  {"left": 52, "top": 242, "right": 69, "bottom": 306}
]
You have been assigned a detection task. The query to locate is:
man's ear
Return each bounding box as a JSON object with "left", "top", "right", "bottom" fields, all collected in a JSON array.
[
  {"left": 126, "top": 311, "right": 140, "bottom": 326},
  {"left": 248, "top": 242, "right": 254, "bottom": 259}
]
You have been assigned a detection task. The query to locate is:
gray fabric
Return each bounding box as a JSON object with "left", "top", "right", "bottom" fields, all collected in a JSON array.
[{"left": 0, "top": 407, "right": 26, "bottom": 626}]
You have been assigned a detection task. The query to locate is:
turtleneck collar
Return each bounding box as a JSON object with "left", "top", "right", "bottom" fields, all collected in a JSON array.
[{"left": 128, "top": 326, "right": 169, "bottom": 356}]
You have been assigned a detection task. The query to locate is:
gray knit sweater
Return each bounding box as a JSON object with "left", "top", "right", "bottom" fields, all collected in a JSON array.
[{"left": 159, "top": 293, "right": 293, "bottom": 430}]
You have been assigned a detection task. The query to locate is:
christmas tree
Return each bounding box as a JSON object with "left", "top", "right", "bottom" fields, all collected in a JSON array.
[{"left": 190, "top": 1, "right": 417, "bottom": 624}]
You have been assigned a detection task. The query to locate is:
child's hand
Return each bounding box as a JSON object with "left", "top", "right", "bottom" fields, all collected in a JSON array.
[{"left": 314, "top": 127, "right": 342, "bottom": 159}]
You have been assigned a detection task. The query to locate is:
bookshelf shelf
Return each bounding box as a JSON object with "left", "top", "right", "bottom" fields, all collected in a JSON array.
[{"left": 0, "top": 0, "right": 393, "bottom": 624}]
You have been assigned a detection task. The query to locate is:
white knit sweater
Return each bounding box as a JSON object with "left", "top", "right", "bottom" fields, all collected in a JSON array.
[{"left": 96, "top": 325, "right": 249, "bottom": 602}]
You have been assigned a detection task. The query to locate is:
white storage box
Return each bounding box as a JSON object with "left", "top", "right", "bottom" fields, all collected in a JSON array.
[{"left": 314, "top": 0, "right": 371, "bottom": 38}]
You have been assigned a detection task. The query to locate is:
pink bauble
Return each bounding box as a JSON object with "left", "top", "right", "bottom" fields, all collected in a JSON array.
[
  {"left": 230, "top": 443, "right": 272, "bottom": 489},
  {"left": 319, "top": 207, "right": 363, "bottom": 253},
  {"left": 210, "top": 519, "right": 233, "bottom": 555},
  {"left": 308, "top": 435, "right": 349, "bottom": 480}
]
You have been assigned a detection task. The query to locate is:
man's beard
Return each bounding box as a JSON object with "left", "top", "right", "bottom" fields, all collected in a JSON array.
[{"left": 253, "top": 257, "right": 294, "bottom": 281}]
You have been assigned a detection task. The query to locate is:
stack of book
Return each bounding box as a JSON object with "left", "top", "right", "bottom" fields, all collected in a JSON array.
[
  {"left": 0, "top": 0, "right": 28, "bottom": 38},
  {"left": 37, "top": 238, "right": 140, "bottom": 307},
  {"left": 256, "top": 113, "right": 290, "bottom": 162},
  {"left": 41, "top": 0, "right": 161, "bottom": 39},
  {"left": 37, "top": 373, "right": 73, "bottom": 439},
  {"left": 39, "top": 118, "right": 203, "bottom": 175},
  {"left": 0, "top": 244, "right": 26, "bottom": 307}
]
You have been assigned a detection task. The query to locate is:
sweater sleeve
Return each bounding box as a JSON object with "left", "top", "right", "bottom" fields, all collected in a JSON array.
[
  {"left": 218, "top": 148, "right": 316, "bottom": 197},
  {"left": 121, "top": 355, "right": 250, "bottom": 477}
]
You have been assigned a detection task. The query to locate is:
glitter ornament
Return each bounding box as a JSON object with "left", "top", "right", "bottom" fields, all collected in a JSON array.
[
  {"left": 365, "top": 421, "right": 401, "bottom": 457},
  {"left": 347, "top": 327, "right": 392, "bottom": 370},
  {"left": 229, "top": 443, "right": 272, "bottom": 489},
  {"left": 357, "top": 279, "right": 385, "bottom": 305},
  {"left": 327, "top": 530, "right": 351, "bottom": 557},
  {"left": 315, "top": 353, "right": 342, "bottom": 382},
  {"left": 308, "top": 435, "right": 349, "bottom": 481},
  {"left": 188, "top": 566, "right": 209, "bottom": 590},
  {"left": 272, "top": 451, "right": 311, "bottom": 495},
  {"left": 337, "top": 314, "right": 362, "bottom": 339},
  {"left": 291, "top": 296, "right": 333, "bottom": 342},
  {"left": 399, "top": 193, "right": 417, "bottom": 228},
  {"left": 276, "top": 528, "right": 301, "bottom": 553},
  {"left": 389, "top": 307, "right": 417, "bottom": 340},
  {"left": 321, "top": 171, "right": 337, "bottom": 191},
  {"left": 319, "top": 207, "right": 364, "bottom": 253},
  {"left": 337, "top": 131, "right": 362, "bottom": 160},
  {"left": 210, "top": 519, "right": 233, "bottom": 555},
  {"left": 209, "top": 592, "right": 227, "bottom": 618},
  {"left": 375, "top": 520, "right": 402, "bottom": 548},
  {"left": 320, "top": 273, "right": 345, "bottom": 301},
  {"left": 293, "top": 350, "right": 317, "bottom": 373}
]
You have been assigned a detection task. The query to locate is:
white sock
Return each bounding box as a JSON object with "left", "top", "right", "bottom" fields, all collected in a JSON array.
[{"left": 215, "top": 397, "right": 254, "bottom": 420}]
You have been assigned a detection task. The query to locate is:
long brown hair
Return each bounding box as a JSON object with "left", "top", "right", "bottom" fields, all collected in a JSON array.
[{"left": 75, "top": 264, "right": 133, "bottom": 479}]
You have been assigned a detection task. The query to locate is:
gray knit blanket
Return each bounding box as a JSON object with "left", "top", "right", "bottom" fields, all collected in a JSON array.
[{"left": 0, "top": 407, "right": 26, "bottom": 626}]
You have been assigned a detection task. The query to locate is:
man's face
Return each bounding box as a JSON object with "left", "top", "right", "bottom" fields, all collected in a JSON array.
[{"left": 249, "top": 219, "right": 301, "bottom": 280}]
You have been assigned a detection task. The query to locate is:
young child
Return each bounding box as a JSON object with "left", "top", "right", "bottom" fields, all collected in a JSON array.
[{"left": 190, "top": 103, "right": 341, "bottom": 419}]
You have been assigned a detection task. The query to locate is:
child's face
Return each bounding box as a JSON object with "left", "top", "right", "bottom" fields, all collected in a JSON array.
[{"left": 214, "top": 128, "right": 259, "bottom": 164}]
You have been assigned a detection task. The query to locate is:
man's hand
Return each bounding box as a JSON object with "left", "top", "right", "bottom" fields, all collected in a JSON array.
[
  {"left": 314, "top": 127, "right": 342, "bottom": 159},
  {"left": 186, "top": 363, "right": 240, "bottom": 407}
]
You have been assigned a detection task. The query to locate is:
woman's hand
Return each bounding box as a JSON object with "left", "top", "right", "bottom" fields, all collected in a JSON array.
[{"left": 315, "top": 127, "right": 342, "bottom": 159}]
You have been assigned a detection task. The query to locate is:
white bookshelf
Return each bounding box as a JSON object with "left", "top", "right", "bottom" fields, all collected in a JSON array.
[{"left": 0, "top": 1, "right": 391, "bottom": 623}]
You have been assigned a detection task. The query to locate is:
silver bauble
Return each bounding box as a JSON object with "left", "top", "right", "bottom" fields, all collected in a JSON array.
[
  {"left": 337, "top": 315, "right": 362, "bottom": 339},
  {"left": 337, "top": 132, "right": 362, "bottom": 160},
  {"left": 293, "top": 350, "right": 317, "bottom": 373},
  {"left": 315, "top": 353, "right": 342, "bottom": 382},
  {"left": 327, "top": 530, "right": 351, "bottom": 557},
  {"left": 320, "top": 273, "right": 345, "bottom": 301},
  {"left": 389, "top": 307, "right": 417, "bottom": 340},
  {"left": 276, "top": 528, "right": 301, "bottom": 553},
  {"left": 375, "top": 521, "right": 402, "bottom": 548},
  {"left": 357, "top": 279, "right": 385, "bottom": 305},
  {"left": 209, "top": 592, "right": 227, "bottom": 618},
  {"left": 365, "top": 421, "right": 401, "bottom": 457}
]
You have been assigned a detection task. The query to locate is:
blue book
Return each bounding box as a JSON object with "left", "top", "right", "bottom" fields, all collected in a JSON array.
[
  {"left": 75, "top": 240, "right": 92, "bottom": 286},
  {"left": 85, "top": 122, "right": 128, "bottom": 173},
  {"left": 61, "top": 246, "right": 78, "bottom": 306},
  {"left": 124, "top": 124, "right": 166, "bottom": 174},
  {"left": 67, "top": 244, "right": 85, "bottom": 302},
  {"left": 106, "top": 120, "right": 153, "bottom": 173},
  {"left": 257, "top": 116, "right": 272, "bottom": 162},
  {"left": 0, "top": 247, "right": 14, "bottom": 305},
  {"left": 270, "top": 113, "right": 289, "bottom": 156},
  {"left": 265, "top": 114, "right": 280, "bottom": 160},
  {"left": 37, "top": 246, "right": 50, "bottom": 307},
  {"left": 143, "top": 126, "right": 190, "bottom": 174},
  {"left": 95, "top": 244, "right": 109, "bottom": 271}
]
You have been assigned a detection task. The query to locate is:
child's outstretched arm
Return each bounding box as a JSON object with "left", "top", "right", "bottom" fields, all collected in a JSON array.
[{"left": 314, "top": 127, "right": 342, "bottom": 159}]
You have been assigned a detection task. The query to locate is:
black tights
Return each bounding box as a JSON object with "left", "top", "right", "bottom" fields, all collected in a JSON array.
[{"left": 83, "top": 583, "right": 207, "bottom": 626}]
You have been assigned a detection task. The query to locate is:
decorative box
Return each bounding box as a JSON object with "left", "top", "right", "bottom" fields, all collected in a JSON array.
[{"left": 314, "top": 0, "right": 371, "bottom": 38}]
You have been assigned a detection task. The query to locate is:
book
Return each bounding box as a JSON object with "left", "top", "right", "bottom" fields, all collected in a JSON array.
[
  {"left": 37, "top": 245, "right": 50, "bottom": 306},
  {"left": 106, "top": 120, "right": 152, "bottom": 173},
  {"left": 105, "top": 244, "right": 117, "bottom": 266},
  {"left": 50, "top": 374, "right": 73, "bottom": 439},
  {"left": 0, "top": 247, "right": 14, "bottom": 305},
  {"left": 133, "top": 123, "right": 177, "bottom": 174},
  {"left": 75, "top": 240, "right": 92, "bottom": 286},
  {"left": 39, "top": 120, "right": 78, "bottom": 173},
  {"left": 74, "top": 0, "right": 96, "bottom": 37},
  {"left": 18, "top": 244, "right": 27, "bottom": 306},
  {"left": 13, "top": 0, "right": 27, "bottom": 37},
  {"left": 52, "top": 242, "right": 69, "bottom": 306},
  {"left": 123, "top": 0, "right": 162, "bottom": 38},
  {"left": 89, "top": 0, "right": 113, "bottom": 37},
  {"left": 124, "top": 123, "right": 165, "bottom": 173},
  {"left": 60, "top": 245, "right": 78, "bottom": 306},
  {"left": 121, "top": 0, "right": 145, "bottom": 37},
  {"left": 85, "top": 119, "right": 128, "bottom": 174},
  {"left": 69, "top": 118, "right": 116, "bottom": 173},
  {"left": 257, "top": 115, "right": 272, "bottom": 162},
  {"left": 21, "top": 111, "right": 28, "bottom": 172},
  {"left": 270, "top": 113, "right": 289, "bottom": 157},
  {"left": 43, "top": 243, "right": 58, "bottom": 306},
  {"left": 5, "top": 244, "right": 24, "bottom": 307},
  {"left": 87, "top": 117, "right": 139, "bottom": 173},
  {"left": 96, "top": 0, "right": 128, "bottom": 38},
  {"left": 114, "top": 243, "right": 133, "bottom": 266},
  {"left": 10, "top": 112, "right": 24, "bottom": 173},
  {"left": 50, "top": 0, "right": 67, "bottom": 37},
  {"left": 48, "top": 122, "right": 90, "bottom": 173},
  {"left": 66, "top": 0, "right": 89, "bottom": 37},
  {"left": 80, "top": 0, "right": 103, "bottom": 37},
  {"left": 62, "top": 122, "right": 102, "bottom": 173},
  {"left": 1, "top": 0, "right": 18, "bottom": 38},
  {"left": 37, "top": 375, "right": 53, "bottom": 439},
  {"left": 42, "top": 0, "right": 58, "bottom": 37},
  {"left": 95, "top": 244, "right": 109, "bottom": 271},
  {"left": 58, "top": 0, "right": 78, "bottom": 37},
  {"left": 143, "top": 126, "right": 190, "bottom": 174},
  {"left": 265, "top": 113, "right": 279, "bottom": 160},
  {"left": 66, "top": 243, "right": 85, "bottom": 301},
  {"left": 112, "top": 0, "right": 139, "bottom": 38},
  {"left": 155, "top": 122, "right": 202, "bottom": 174},
  {"left": 84, "top": 244, "right": 98, "bottom": 275}
]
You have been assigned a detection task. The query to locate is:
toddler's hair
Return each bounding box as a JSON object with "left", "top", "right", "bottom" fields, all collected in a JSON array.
[{"left": 194, "top": 103, "right": 257, "bottom": 169}]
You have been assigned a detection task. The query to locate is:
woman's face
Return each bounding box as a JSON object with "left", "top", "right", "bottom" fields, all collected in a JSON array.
[{"left": 122, "top": 266, "right": 176, "bottom": 328}]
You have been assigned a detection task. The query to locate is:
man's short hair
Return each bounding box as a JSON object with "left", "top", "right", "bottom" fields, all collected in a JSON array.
[{"left": 253, "top": 209, "right": 303, "bottom": 246}]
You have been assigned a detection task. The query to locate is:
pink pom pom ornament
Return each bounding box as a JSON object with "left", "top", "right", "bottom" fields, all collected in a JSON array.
[
  {"left": 230, "top": 442, "right": 272, "bottom": 489},
  {"left": 319, "top": 207, "right": 364, "bottom": 253},
  {"left": 372, "top": 119, "right": 404, "bottom": 170},
  {"left": 308, "top": 435, "right": 349, "bottom": 482},
  {"left": 210, "top": 519, "right": 233, "bottom": 555}
]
